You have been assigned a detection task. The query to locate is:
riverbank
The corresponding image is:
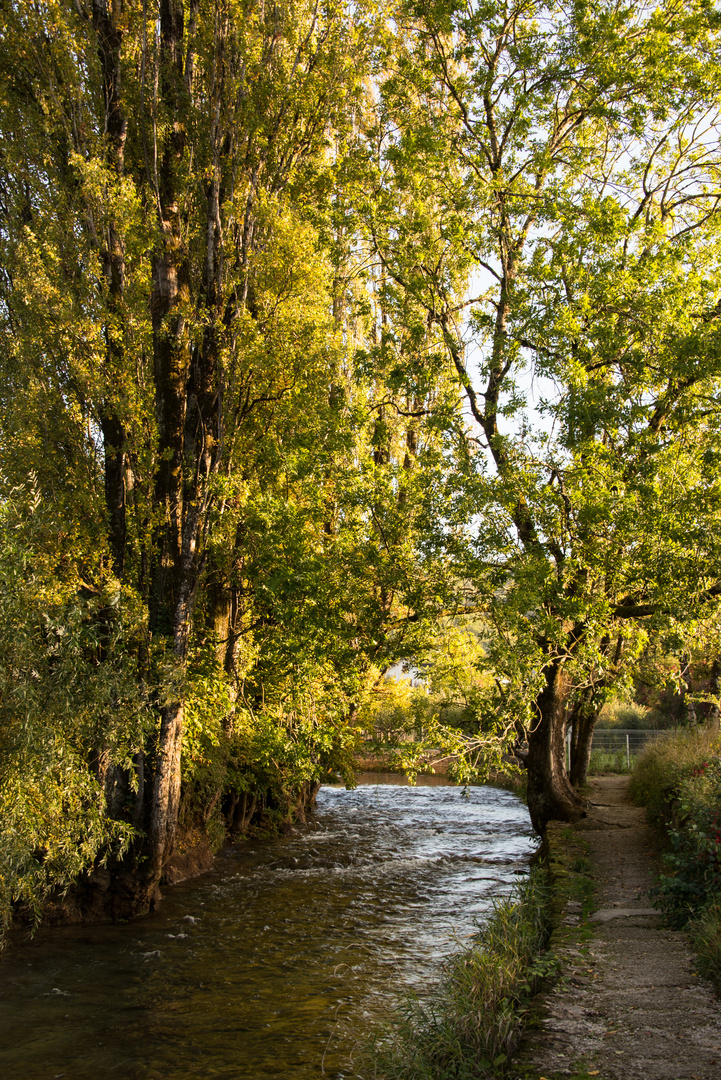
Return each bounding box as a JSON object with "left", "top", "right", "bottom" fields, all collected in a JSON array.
[
  {"left": 364, "top": 774, "right": 721, "bottom": 1079},
  {"left": 361, "top": 869, "right": 553, "bottom": 1080},
  {"left": 513, "top": 776, "right": 721, "bottom": 1079},
  {"left": 354, "top": 755, "right": 526, "bottom": 794}
]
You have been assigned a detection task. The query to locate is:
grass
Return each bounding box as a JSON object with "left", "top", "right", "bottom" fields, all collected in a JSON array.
[
  {"left": 358, "top": 870, "right": 555, "bottom": 1080},
  {"left": 356, "top": 781, "right": 600, "bottom": 1080},
  {"left": 508, "top": 823, "right": 598, "bottom": 1080},
  {"left": 629, "top": 725, "right": 720, "bottom": 821},
  {"left": 587, "top": 749, "right": 634, "bottom": 775},
  {"left": 688, "top": 897, "right": 721, "bottom": 989},
  {"left": 355, "top": 774, "right": 603, "bottom": 1079},
  {"left": 630, "top": 725, "right": 721, "bottom": 991}
]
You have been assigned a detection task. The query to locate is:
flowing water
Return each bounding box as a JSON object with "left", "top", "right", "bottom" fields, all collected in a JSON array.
[{"left": 0, "top": 775, "right": 535, "bottom": 1080}]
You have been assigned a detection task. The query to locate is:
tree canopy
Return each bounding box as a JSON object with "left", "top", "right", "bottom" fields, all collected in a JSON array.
[{"left": 1, "top": 0, "right": 721, "bottom": 936}]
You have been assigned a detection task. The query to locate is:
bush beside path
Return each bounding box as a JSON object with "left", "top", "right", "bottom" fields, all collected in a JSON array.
[{"left": 514, "top": 776, "right": 721, "bottom": 1080}]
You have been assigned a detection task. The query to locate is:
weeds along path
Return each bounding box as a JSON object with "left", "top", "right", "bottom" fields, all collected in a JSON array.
[{"left": 515, "top": 776, "right": 721, "bottom": 1080}]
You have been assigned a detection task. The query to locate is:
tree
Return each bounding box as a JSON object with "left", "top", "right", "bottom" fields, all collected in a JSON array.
[
  {"left": 0, "top": 0, "right": 479, "bottom": 927},
  {"left": 0, "top": 0, "right": 375, "bottom": 903},
  {"left": 364, "top": 0, "right": 721, "bottom": 829}
]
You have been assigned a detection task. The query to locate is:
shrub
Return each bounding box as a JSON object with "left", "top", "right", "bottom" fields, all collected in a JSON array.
[
  {"left": 595, "top": 699, "right": 651, "bottom": 730},
  {"left": 688, "top": 898, "right": 721, "bottom": 992},
  {"left": 650, "top": 756, "right": 721, "bottom": 927},
  {"left": 629, "top": 726, "right": 720, "bottom": 822},
  {"left": 0, "top": 503, "right": 147, "bottom": 946},
  {"left": 631, "top": 727, "right": 721, "bottom": 986}
]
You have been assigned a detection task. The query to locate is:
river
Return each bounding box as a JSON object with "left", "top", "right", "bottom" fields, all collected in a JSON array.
[{"left": 0, "top": 774, "right": 535, "bottom": 1080}]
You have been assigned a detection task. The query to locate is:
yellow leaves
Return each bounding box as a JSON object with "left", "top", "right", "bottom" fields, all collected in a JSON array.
[{"left": 69, "top": 152, "right": 144, "bottom": 231}]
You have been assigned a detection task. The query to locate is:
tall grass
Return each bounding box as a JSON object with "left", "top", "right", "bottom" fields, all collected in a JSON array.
[
  {"left": 588, "top": 749, "right": 634, "bottom": 775},
  {"left": 630, "top": 726, "right": 721, "bottom": 990},
  {"left": 629, "top": 726, "right": 720, "bottom": 821},
  {"left": 689, "top": 897, "right": 721, "bottom": 989},
  {"left": 358, "top": 871, "right": 553, "bottom": 1080}
]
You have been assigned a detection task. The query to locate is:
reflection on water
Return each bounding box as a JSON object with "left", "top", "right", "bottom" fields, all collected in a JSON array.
[{"left": 0, "top": 775, "right": 534, "bottom": 1080}]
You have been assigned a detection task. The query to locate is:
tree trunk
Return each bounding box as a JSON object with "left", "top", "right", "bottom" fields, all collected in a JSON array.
[
  {"left": 679, "top": 652, "right": 697, "bottom": 726},
  {"left": 144, "top": 0, "right": 193, "bottom": 886},
  {"left": 709, "top": 657, "right": 721, "bottom": 728},
  {"left": 145, "top": 0, "right": 224, "bottom": 887},
  {"left": 526, "top": 657, "right": 586, "bottom": 834},
  {"left": 148, "top": 700, "right": 185, "bottom": 883},
  {"left": 569, "top": 688, "right": 598, "bottom": 788}
]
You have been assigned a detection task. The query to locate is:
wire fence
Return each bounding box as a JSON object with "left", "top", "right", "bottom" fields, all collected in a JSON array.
[{"left": 568, "top": 727, "right": 667, "bottom": 770}]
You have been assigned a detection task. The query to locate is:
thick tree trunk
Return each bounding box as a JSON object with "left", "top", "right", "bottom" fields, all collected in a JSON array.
[
  {"left": 144, "top": 0, "right": 193, "bottom": 886},
  {"left": 148, "top": 699, "right": 185, "bottom": 882},
  {"left": 526, "top": 657, "right": 586, "bottom": 834},
  {"left": 570, "top": 713, "right": 595, "bottom": 789},
  {"left": 145, "top": 0, "right": 223, "bottom": 887}
]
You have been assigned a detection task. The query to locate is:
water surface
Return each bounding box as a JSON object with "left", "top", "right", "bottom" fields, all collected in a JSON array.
[{"left": 0, "top": 775, "right": 534, "bottom": 1079}]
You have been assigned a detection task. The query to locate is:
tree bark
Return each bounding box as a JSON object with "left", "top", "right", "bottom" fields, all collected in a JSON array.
[
  {"left": 569, "top": 688, "right": 598, "bottom": 788},
  {"left": 145, "top": 0, "right": 193, "bottom": 882},
  {"left": 145, "top": 0, "right": 225, "bottom": 884},
  {"left": 526, "top": 657, "right": 586, "bottom": 833},
  {"left": 709, "top": 656, "right": 721, "bottom": 728},
  {"left": 148, "top": 699, "right": 185, "bottom": 882}
]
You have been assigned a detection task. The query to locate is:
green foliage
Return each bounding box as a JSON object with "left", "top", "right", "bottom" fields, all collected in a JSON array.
[
  {"left": 360, "top": 674, "right": 430, "bottom": 742},
  {"left": 357, "top": 623, "right": 525, "bottom": 784},
  {"left": 629, "top": 726, "right": 720, "bottom": 821},
  {"left": 0, "top": 496, "right": 148, "bottom": 943},
  {"left": 631, "top": 733, "right": 721, "bottom": 989},
  {"left": 229, "top": 690, "right": 361, "bottom": 809},
  {"left": 355, "top": 0, "right": 721, "bottom": 829},
  {"left": 651, "top": 756, "right": 721, "bottom": 927},
  {"left": 0, "top": 0, "right": 474, "bottom": 914},
  {"left": 3, "top": 0, "right": 721, "bottom": 927},
  {"left": 631, "top": 728, "right": 721, "bottom": 934},
  {"left": 360, "top": 870, "right": 554, "bottom": 1080},
  {"left": 182, "top": 646, "right": 235, "bottom": 779},
  {"left": 595, "top": 699, "right": 651, "bottom": 731},
  {"left": 688, "top": 897, "right": 721, "bottom": 993}
]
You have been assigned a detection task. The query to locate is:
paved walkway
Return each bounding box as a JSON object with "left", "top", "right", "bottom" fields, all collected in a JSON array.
[{"left": 516, "top": 776, "right": 721, "bottom": 1080}]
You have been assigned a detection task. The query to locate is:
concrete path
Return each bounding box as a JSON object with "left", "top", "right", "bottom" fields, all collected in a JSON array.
[{"left": 515, "top": 776, "right": 721, "bottom": 1080}]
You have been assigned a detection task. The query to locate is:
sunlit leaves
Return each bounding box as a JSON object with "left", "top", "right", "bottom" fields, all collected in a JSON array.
[{"left": 0, "top": 495, "right": 150, "bottom": 944}]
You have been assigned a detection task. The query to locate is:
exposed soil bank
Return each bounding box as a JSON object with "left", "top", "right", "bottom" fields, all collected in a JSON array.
[{"left": 514, "top": 775, "right": 721, "bottom": 1080}]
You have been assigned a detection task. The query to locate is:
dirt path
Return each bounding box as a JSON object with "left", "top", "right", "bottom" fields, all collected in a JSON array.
[{"left": 515, "top": 775, "right": 721, "bottom": 1080}]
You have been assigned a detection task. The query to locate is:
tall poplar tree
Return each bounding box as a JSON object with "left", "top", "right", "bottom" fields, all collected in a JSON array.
[
  {"left": 0, "top": 0, "right": 372, "bottom": 903},
  {"left": 0, "top": 0, "right": 474, "bottom": 929}
]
